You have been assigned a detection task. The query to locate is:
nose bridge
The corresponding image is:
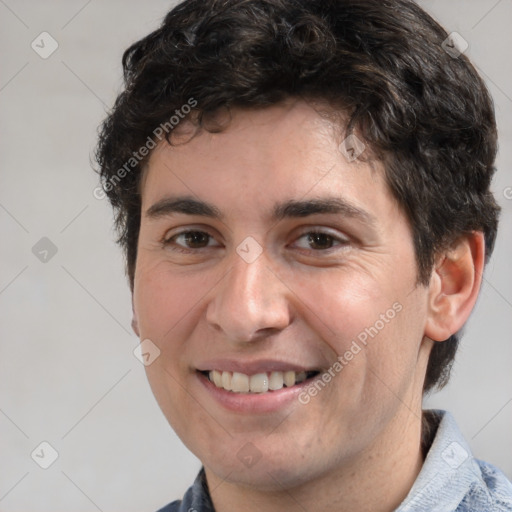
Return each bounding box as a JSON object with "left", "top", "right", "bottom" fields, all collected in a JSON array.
[{"left": 206, "top": 249, "right": 290, "bottom": 343}]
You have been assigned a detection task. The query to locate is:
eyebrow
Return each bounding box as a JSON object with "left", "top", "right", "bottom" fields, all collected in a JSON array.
[{"left": 145, "top": 195, "right": 375, "bottom": 225}]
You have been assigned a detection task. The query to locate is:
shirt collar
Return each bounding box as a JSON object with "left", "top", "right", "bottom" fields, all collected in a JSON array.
[{"left": 396, "top": 409, "right": 492, "bottom": 511}]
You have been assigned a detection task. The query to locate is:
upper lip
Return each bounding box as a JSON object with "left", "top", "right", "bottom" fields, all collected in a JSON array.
[{"left": 196, "top": 358, "right": 323, "bottom": 375}]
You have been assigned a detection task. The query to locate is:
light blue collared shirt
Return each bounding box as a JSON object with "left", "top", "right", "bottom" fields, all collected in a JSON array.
[
  {"left": 158, "top": 410, "right": 512, "bottom": 511},
  {"left": 397, "top": 410, "right": 512, "bottom": 511}
]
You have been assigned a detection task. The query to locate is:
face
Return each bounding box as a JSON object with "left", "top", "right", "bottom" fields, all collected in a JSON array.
[{"left": 132, "top": 100, "right": 432, "bottom": 490}]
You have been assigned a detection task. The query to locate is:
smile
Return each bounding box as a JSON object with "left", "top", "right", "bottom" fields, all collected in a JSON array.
[{"left": 203, "top": 370, "right": 321, "bottom": 394}]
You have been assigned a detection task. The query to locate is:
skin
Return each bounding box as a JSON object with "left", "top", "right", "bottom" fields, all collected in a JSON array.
[{"left": 132, "top": 99, "right": 484, "bottom": 512}]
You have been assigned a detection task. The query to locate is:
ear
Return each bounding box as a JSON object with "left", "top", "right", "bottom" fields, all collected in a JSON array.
[
  {"left": 131, "top": 295, "right": 140, "bottom": 337},
  {"left": 425, "top": 231, "right": 485, "bottom": 342}
]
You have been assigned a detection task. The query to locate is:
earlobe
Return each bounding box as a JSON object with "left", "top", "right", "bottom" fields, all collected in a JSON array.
[
  {"left": 132, "top": 315, "right": 140, "bottom": 337},
  {"left": 424, "top": 232, "right": 485, "bottom": 342},
  {"left": 131, "top": 296, "right": 140, "bottom": 337}
]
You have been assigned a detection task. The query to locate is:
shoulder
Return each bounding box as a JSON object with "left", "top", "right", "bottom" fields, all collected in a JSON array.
[
  {"left": 155, "top": 500, "right": 182, "bottom": 512},
  {"left": 156, "top": 497, "right": 214, "bottom": 512},
  {"left": 397, "top": 410, "right": 512, "bottom": 512},
  {"left": 154, "top": 468, "right": 215, "bottom": 512},
  {"left": 454, "top": 459, "right": 512, "bottom": 511},
  {"left": 462, "top": 459, "right": 512, "bottom": 511}
]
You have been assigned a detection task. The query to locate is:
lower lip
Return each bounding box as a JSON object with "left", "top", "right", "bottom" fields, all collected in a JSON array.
[{"left": 197, "top": 372, "right": 316, "bottom": 413}]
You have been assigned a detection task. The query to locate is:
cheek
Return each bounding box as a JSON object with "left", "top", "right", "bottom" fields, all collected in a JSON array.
[
  {"left": 133, "top": 261, "right": 207, "bottom": 341},
  {"left": 288, "top": 266, "right": 425, "bottom": 392},
  {"left": 287, "top": 267, "right": 396, "bottom": 350}
]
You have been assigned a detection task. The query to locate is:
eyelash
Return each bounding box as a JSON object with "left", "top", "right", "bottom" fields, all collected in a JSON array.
[{"left": 162, "top": 229, "right": 350, "bottom": 254}]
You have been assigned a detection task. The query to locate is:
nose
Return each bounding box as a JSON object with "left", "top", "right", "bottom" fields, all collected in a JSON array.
[{"left": 206, "top": 249, "right": 292, "bottom": 344}]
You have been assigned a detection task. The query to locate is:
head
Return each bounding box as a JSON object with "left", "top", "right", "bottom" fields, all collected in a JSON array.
[{"left": 96, "top": 0, "right": 499, "bottom": 492}]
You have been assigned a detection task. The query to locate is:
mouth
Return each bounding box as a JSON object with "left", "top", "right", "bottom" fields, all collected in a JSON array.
[{"left": 199, "top": 369, "right": 321, "bottom": 394}]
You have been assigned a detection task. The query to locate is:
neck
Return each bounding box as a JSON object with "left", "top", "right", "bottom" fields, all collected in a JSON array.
[{"left": 205, "top": 407, "right": 426, "bottom": 512}]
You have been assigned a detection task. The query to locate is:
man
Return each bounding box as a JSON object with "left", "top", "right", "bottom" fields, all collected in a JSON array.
[{"left": 96, "top": 0, "right": 512, "bottom": 510}]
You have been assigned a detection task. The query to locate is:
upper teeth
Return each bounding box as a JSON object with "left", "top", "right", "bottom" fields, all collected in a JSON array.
[{"left": 209, "top": 370, "right": 309, "bottom": 393}]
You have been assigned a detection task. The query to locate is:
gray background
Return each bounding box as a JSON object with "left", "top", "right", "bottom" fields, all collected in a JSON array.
[{"left": 0, "top": 1, "right": 511, "bottom": 511}]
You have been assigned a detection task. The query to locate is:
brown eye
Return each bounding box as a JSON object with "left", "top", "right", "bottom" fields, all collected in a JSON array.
[
  {"left": 306, "top": 232, "right": 335, "bottom": 250},
  {"left": 181, "top": 231, "right": 210, "bottom": 248},
  {"left": 165, "top": 230, "right": 220, "bottom": 250},
  {"left": 293, "top": 230, "right": 349, "bottom": 252}
]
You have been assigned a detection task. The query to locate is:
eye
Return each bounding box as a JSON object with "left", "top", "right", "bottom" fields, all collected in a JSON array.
[
  {"left": 163, "top": 230, "right": 221, "bottom": 251},
  {"left": 293, "top": 230, "right": 349, "bottom": 251}
]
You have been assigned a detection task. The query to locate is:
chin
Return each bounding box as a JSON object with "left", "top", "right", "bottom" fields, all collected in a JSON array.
[
  {"left": 214, "top": 460, "right": 310, "bottom": 492},
  {"left": 199, "top": 436, "right": 326, "bottom": 492}
]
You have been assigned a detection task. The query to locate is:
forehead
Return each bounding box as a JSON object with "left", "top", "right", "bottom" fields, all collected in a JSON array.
[{"left": 140, "top": 100, "right": 393, "bottom": 222}]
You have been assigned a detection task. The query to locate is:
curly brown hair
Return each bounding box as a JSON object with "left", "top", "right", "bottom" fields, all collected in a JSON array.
[{"left": 95, "top": 0, "right": 500, "bottom": 394}]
